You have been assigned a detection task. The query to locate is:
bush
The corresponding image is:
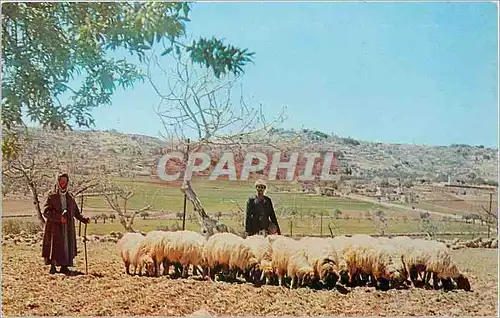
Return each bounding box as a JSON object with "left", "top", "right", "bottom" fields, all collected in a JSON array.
[
  {"left": 155, "top": 222, "right": 183, "bottom": 232},
  {"left": 3, "top": 219, "right": 42, "bottom": 235}
]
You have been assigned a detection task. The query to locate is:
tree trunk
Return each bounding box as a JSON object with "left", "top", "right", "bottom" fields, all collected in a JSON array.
[
  {"left": 181, "top": 180, "right": 237, "bottom": 237},
  {"left": 28, "top": 181, "right": 45, "bottom": 225}
]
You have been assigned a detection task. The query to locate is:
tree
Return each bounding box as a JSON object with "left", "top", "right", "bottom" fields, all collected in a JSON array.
[
  {"left": 332, "top": 208, "right": 342, "bottom": 219},
  {"left": 147, "top": 49, "right": 287, "bottom": 148},
  {"left": 92, "top": 215, "right": 100, "bottom": 224},
  {"left": 149, "top": 49, "right": 302, "bottom": 237},
  {"left": 419, "top": 211, "right": 439, "bottom": 238},
  {"left": 2, "top": 2, "right": 255, "bottom": 147},
  {"left": 372, "top": 210, "right": 388, "bottom": 236},
  {"left": 2, "top": 129, "right": 103, "bottom": 225},
  {"left": 140, "top": 211, "right": 150, "bottom": 220},
  {"left": 101, "top": 213, "right": 109, "bottom": 224},
  {"left": 101, "top": 181, "right": 159, "bottom": 232}
]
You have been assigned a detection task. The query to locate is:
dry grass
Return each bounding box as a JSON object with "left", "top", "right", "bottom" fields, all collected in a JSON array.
[{"left": 2, "top": 240, "right": 498, "bottom": 316}]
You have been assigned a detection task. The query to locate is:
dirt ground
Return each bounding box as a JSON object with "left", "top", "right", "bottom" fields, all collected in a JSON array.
[{"left": 2, "top": 240, "right": 498, "bottom": 317}]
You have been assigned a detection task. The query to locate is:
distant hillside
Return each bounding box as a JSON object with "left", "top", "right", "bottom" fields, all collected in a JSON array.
[{"left": 5, "top": 127, "right": 498, "bottom": 185}]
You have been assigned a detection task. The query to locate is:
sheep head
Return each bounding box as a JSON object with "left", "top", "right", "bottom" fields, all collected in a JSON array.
[
  {"left": 246, "top": 256, "right": 259, "bottom": 271},
  {"left": 141, "top": 256, "right": 155, "bottom": 277},
  {"left": 259, "top": 261, "right": 274, "bottom": 284},
  {"left": 298, "top": 267, "right": 316, "bottom": 287},
  {"left": 456, "top": 273, "right": 471, "bottom": 291},
  {"left": 320, "top": 262, "right": 340, "bottom": 287}
]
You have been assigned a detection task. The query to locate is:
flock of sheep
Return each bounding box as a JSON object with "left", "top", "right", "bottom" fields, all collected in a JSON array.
[{"left": 117, "top": 230, "right": 472, "bottom": 292}]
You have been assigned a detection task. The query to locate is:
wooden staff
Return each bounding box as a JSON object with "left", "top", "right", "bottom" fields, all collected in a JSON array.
[
  {"left": 78, "top": 196, "right": 83, "bottom": 236},
  {"left": 84, "top": 222, "right": 88, "bottom": 275}
]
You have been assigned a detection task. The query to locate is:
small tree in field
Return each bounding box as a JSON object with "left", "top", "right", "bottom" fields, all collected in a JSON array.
[
  {"left": 332, "top": 208, "right": 342, "bottom": 219},
  {"left": 92, "top": 215, "right": 100, "bottom": 224},
  {"left": 176, "top": 212, "right": 184, "bottom": 220},
  {"left": 101, "top": 180, "right": 158, "bottom": 233},
  {"left": 101, "top": 213, "right": 109, "bottom": 224},
  {"left": 419, "top": 211, "right": 438, "bottom": 238},
  {"left": 373, "top": 210, "right": 388, "bottom": 236}
]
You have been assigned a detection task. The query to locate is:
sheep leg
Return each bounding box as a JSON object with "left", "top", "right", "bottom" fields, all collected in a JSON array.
[
  {"left": 182, "top": 265, "right": 189, "bottom": 278},
  {"left": 368, "top": 273, "right": 378, "bottom": 287},
  {"left": 377, "top": 277, "right": 390, "bottom": 291},
  {"left": 138, "top": 264, "right": 143, "bottom": 276},
  {"left": 408, "top": 266, "right": 420, "bottom": 288},
  {"left": 209, "top": 266, "right": 216, "bottom": 281},
  {"left": 124, "top": 261, "right": 131, "bottom": 275},
  {"left": 441, "top": 277, "right": 453, "bottom": 291},
  {"left": 162, "top": 259, "right": 169, "bottom": 276},
  {"left": 432, "top": 272, "right": 440, "bottom": 290},
  {"left": 290, "top": 275, "right": 296, "bottom": 289},
  {"left": 277, "top": 269, "right": 285, "bottom": 287}
]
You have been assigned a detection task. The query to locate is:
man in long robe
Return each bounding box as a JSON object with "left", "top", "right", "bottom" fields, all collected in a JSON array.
[{"left": 41, "top": 173, "right": 90, "bottom": 274}]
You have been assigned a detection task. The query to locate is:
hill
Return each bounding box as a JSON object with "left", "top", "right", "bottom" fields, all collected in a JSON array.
[{"left": 7, "top": 127, "right": 497, "bottom": 185}]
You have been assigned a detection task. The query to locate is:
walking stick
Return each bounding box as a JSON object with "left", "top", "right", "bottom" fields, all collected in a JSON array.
[
  {"left": 78, "top": 196, "right": 83, "bottom": 236},
  {"left": 84, "top": 222, "right": 88, "bottom": 275}
]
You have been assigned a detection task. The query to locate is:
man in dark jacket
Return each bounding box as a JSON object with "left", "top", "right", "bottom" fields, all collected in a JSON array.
[
  {"left": 245, "top": 179, "right": 281, "bottom": 236},
  {"left": 42, "top": 173, "right": 90, "bottom": 274}
]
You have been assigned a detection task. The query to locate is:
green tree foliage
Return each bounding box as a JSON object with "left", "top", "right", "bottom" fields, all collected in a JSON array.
[{"left": 1, "top": 2, "right": 255, "bottom": 132}]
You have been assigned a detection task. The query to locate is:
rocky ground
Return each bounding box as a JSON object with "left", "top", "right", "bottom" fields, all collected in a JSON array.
[{"left": 2, "top": 237, "right": 498, "bottom": 316}]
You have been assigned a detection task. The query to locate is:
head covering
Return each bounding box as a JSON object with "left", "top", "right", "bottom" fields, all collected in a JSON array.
[
  {"left": 255, "top": 178, "right": 267, "bottom": 188},
  {"left": 54, "top": 172, "right": 70, "bottom": 194}
]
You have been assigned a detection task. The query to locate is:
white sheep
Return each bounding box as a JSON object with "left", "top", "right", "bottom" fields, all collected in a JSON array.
[
  {"left": 203, "top": 232, "right": 258, "bottom": 281},
  {"left": 417, "top": 239, "right": 470, "bottom": 291},
  {"left": 117, "top": 232, "right": 154, "bottom": 276},
  {"left": 287, "top": 246, "right": 315, "bottom": 288},
  {"left": 244, "top": 235, "right": 274, "bottom": 284},
  {"left": 135, "top": 230, "right": 170, "bottom": 277},
  {"left": 298, "top": 236, "right": 342, "bottom": 288},
  {"left": 161, "top": 230, "right": 207, "bottom": 278},
  {"left": 343, "top": 235, "right": 404, "bottom": 289},
  {"left": 326, "top": 235, "right": 353, "bottom": 285},
  {"left": 270, "top": 236, "right": 303, "bottom": 287}
]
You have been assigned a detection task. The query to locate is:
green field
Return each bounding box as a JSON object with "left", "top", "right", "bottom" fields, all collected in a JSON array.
[
  {"left": 3, "top": 177, "right": 491, "bottom": 238},
  {"left": 83, "top": 178, "right": 387, "bottom": 217},
  {"left": 14, "top": 216, "right": 482, "bottom": 236}
]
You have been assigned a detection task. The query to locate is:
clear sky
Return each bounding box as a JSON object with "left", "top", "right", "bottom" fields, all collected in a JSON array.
[{"left": 84, "top": 1, "right": 498, "bottom": 148}]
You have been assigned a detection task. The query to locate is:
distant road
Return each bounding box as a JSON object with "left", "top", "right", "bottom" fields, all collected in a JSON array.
[{"left": 348, "top": 194, "right": 462, "bottom": 220}]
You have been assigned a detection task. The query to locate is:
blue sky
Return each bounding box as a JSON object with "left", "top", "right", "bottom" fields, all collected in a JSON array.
[{"left": 86, "top": 1, "right": 498, "bottom": 147}]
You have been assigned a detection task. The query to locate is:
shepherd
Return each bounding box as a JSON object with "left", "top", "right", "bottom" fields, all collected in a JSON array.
[
  {"left": 42, "top": 173, "right": 90, "bottom": 274},
  {"left": 245, "top": 179, "right": 281, "bottom": 237}
]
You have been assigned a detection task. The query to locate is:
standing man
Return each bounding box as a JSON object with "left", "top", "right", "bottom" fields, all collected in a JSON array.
[
  {"left": 245, "top": 179, "right": 281, "bottom": 237},
  {"left": 42, "top": 173, "right": 90, "bottom": 274}
]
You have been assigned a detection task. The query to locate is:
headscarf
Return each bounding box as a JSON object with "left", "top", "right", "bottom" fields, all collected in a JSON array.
[{"left": 53, "top": 172, "right": 70, "bottom": 194}]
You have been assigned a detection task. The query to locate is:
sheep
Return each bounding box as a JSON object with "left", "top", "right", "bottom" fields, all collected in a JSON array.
[
  {"left": 287, "top": 247, "right": 315, "bottom": 289},
  {"left": 298, "top": 236, "right": 341, "bottom": 288},
  {"left": 203, "top": 232, "right": 258, "bottom": 281},
  {"left": 327, "top": 235, "right": 353, "bottom": 285},
  {"left": 244, "top": 235, "right": 274, "bottom": 284},
  {"left": 135, "top": 230, "right": 169, "bottom": 277},
  {"left": 270, "top": 235, "right": 308, "bottom": 287},
  {"left": 397, "top": 238, "right": 470, "bottom": 291},
  {"left": 343, "top": 235, "right": 404, "bottom": 290},
  {"left": 422, "top": 240, "right": 471, "bottom": 291},
  {"left": 117, "top": 232, "right": 154, "bottom": 276},
  {"left": 160, "top": 230, "right": 207, "bottom": 278}
]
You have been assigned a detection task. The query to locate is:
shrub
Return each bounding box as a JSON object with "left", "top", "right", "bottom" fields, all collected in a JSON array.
[{"left": 3, "top": 219, "right": 42, "bottom": 235}]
